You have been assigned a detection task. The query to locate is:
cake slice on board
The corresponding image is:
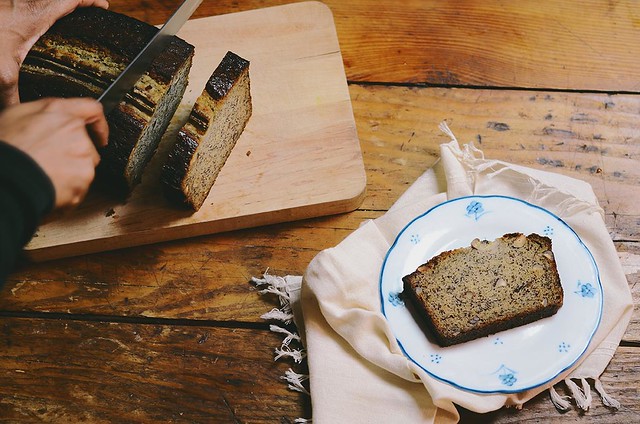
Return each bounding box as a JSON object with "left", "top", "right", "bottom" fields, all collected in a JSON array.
[{"left": 161, "top": 51, "right": 252, "bottom": 210}]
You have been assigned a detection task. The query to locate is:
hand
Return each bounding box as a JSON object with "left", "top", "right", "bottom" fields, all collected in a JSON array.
[
  {"left": 0, "top": 98, "right": 109, "bottom": 208},
  {"left": 0, "top": 0, "right": 110, "bottom": 109}
]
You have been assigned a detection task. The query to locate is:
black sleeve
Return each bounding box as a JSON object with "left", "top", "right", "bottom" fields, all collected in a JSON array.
[{"left": 0, "top": 140, "right": 55, "bottom": 283}]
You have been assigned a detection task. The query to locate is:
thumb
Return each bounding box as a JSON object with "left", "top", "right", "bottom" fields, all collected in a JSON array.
[{"left": 0, "top": 64, "right": 20, "bottom": 111}]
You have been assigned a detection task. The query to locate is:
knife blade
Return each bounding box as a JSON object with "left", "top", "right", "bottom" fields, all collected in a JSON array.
[{"left": 98, "top": 0, "right": 203, "bottom": 114}]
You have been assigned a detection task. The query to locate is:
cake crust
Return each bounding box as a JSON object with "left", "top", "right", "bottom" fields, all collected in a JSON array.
[{"left": 402, "top": 232, "right": 564, "bottom": 347}]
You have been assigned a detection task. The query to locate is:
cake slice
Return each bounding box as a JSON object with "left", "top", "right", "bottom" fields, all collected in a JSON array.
[
  {"left": 161, "top": 51, "right": 252, "bottom": 210},
  {"left": 402, "top": 233, "right": 564, "bottom": 346},
  {"left": 19, "top": 7, "right": 195, "bottom": 193}
]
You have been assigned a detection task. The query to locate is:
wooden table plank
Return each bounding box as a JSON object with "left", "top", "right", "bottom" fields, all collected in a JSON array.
[
  {"left": 6, "top": 212, "right": 640, "bottom": 344},
  {"left": 0, "top": 317, "right": 308, "bottom": 422},
  {"left": 108, "top": 0, "right": 640, "bottom": 92},
  {"left": 0, "top": 316, "right": 636, "bottom": 422},
  {"left": 352, "top": 85, "right": 640, "bottom": 237}
]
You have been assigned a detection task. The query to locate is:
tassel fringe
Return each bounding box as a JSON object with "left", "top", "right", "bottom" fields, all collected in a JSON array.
[
  {"left": 252, "top": 271, "right": 300, "bottom": 325},
  {"left": 549, "top": 385, "right": 572, "bottom": 411},
  {"left": 270, "top": 324, "right": 302, "bottom": 345},
  {"left": 565, "top": 378, "right": 592, "bottom": 411},
  {"left": 253, "top": 271, "right": 311, "bottom": 422},
  {"left": 438, "top": 121, "right": 458, "bottom": 143},
  {"left": 594, "top": 378, "right": 621, "bottom": 409},
  {"left": 261, "top": 308, "right": 294, "bottom": 322},
  {"left": 550, "top": 378, "right": 620, "bottom": 412},
  {"left": 282, "top": 368, "right": 311, "bottom": 395}
]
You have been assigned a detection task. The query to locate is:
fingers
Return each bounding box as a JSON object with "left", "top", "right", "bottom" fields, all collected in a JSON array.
[
  {"left": 86, "top": 121, "right": 109, "bottom": 149},
  {"left": 1, "top": 0, "right": 109, "bottom": 109},
  {"left": 55, "top": 158, "right": 97, "bottom": 208},
  {"left": 40, "top": 97, "right": 110, "bottom": 148},
  {"left": 0, "top": 97, "right": 108, "bottom": 209},
  {"left": 0, "top": 61, "right": 20, "bottom": 111},
  {"left": 68, "top": 98, "right": 110, "bottom": 148},
  {"left": 85, "top": 108, "right": 110, "bottom": 149},
  {"left": 45, "top": 1, "right": 110, "bottom": 32},
  {"left": 77, "top": 0, "right": 110, "bottom": 9},
  {"left": 0, "top": 85, "right": 19, "bottom": 111}
]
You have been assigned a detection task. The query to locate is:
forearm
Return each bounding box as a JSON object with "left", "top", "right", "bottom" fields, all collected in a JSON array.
[
  {"left": 0, "top": 141, "right": 54, "bottom": 283},
  {"left": 0, "top": 187, "right": 33, "bottom": 282}
]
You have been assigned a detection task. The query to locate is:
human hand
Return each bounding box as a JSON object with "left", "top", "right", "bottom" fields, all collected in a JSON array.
[
  {"left": 0, "top": 98, "right": 109, "bottom": 208},
  {"left": 0, "top": 0, "right": 110, "bottom": 109}
]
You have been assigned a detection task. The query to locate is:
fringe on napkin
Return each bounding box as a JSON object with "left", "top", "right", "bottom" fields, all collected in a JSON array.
[
  {"left": 252, "top": 271, "right": 311, "bottom": 422},
  {"left": 549, "top": 378, "right": 621, "bottom": 412}
]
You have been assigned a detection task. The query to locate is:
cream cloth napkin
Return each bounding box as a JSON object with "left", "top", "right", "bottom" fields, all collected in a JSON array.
[{"left": 298, "top": 125, "right": 634, "bottom": 423}]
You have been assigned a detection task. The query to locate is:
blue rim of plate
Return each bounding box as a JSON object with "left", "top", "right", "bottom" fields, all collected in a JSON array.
[{"left": 379, "top": 194, "right": 603, "bottom": 394}]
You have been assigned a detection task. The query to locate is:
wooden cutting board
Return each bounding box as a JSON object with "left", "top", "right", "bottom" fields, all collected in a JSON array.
[{"left": 25, "top": 1, "right": 365, "bottom": 261}]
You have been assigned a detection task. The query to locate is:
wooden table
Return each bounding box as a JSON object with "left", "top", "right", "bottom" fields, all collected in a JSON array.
[{"left": 2, "top": 1, "right": 638, "bottom": 422}]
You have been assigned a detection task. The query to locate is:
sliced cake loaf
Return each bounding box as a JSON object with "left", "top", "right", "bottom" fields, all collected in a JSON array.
[
  {"left": 19, "top": 7, "right": 195, "bottom": 193},
  {"left": 402, "top": 233, "right": 564, "bottom": 346},
  {"left": 161, "top": 51, "right": 252, "bottom": 210}
]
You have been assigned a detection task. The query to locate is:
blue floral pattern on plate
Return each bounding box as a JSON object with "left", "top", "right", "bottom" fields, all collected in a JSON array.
[
  {"left": 575, "top": 281, "right": 597, "bottom": 298},
  {"left": 379, "top": 195, "right": 602, "bottom": 394},
  {"left": 494, "top": 365, "right": 518, "bottom": 387},
  {"left": 388, "top": 292, "right": 404, "bottom": 307},
  {"left": 558, "top": 342, "right": 571, "bottom": 353},
  {"left": 465, "top": 200, "right": 487, "bottom": 221}
]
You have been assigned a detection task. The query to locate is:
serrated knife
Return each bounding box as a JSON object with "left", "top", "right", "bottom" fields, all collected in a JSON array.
[{"left": 98, "top": 0, "right": 202, "bottom": 114}]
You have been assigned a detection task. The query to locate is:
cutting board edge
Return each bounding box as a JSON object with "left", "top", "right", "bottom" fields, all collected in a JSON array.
[{"left": 23, "top": 177, "right": 367, "bottom": 262}]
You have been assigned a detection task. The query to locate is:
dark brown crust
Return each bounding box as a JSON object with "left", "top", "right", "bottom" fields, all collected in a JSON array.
[
  {"left": 95, "top": 106, "right": 148, "bottom": 192},
  {"left": 19, "top": 7, "right": 195, "bottom": 99},
  {"left": 160, "top": 129, "right": 199, "bottom": 207},
  {"left": 20, "top": 8, "right": 194, "bottom": 99},
  {"left": 205, "top": 52, "right": 250, "bottom": 101},
  {"left": 19, "top": 7, "right": 195, "bottom": 194},
  {"left": 34, "top": 7, "right": 192, "bottom": 83},
  {"left": 402, "top": 233, "right": 563, "bottom": 347}
]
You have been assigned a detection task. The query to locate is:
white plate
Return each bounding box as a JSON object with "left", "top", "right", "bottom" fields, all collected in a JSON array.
[{"left": 380, "top": 195, "right": 602, "bottom": 393}]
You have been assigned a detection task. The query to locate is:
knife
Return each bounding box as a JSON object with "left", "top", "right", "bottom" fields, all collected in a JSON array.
[{"left": 98, "top": 0, "right": 203, "bottom": 114}]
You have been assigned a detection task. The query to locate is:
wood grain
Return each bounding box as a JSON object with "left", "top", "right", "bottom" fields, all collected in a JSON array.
[
  {"left": 350, "top": 85, "right": 640, "bottom": 240},
  {"left": 0, "top": 317, "right": 309, "bottom": 422},
  {"left": 109, "top": 0, "right": 640, "bottom": 92},
  {"left": 25, "top": 2, "right": 365, "bottom": 261}
]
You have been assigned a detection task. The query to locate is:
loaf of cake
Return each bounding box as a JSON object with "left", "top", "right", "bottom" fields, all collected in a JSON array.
[
  {"left": 19, "top": 7, "right": 195, "bottom": 193},
  {"left": 161, "top": 51, "right": 252, "bottom": 210},
  {"left": 402, "top": 233, "right": 564, "bottom": 346}
]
